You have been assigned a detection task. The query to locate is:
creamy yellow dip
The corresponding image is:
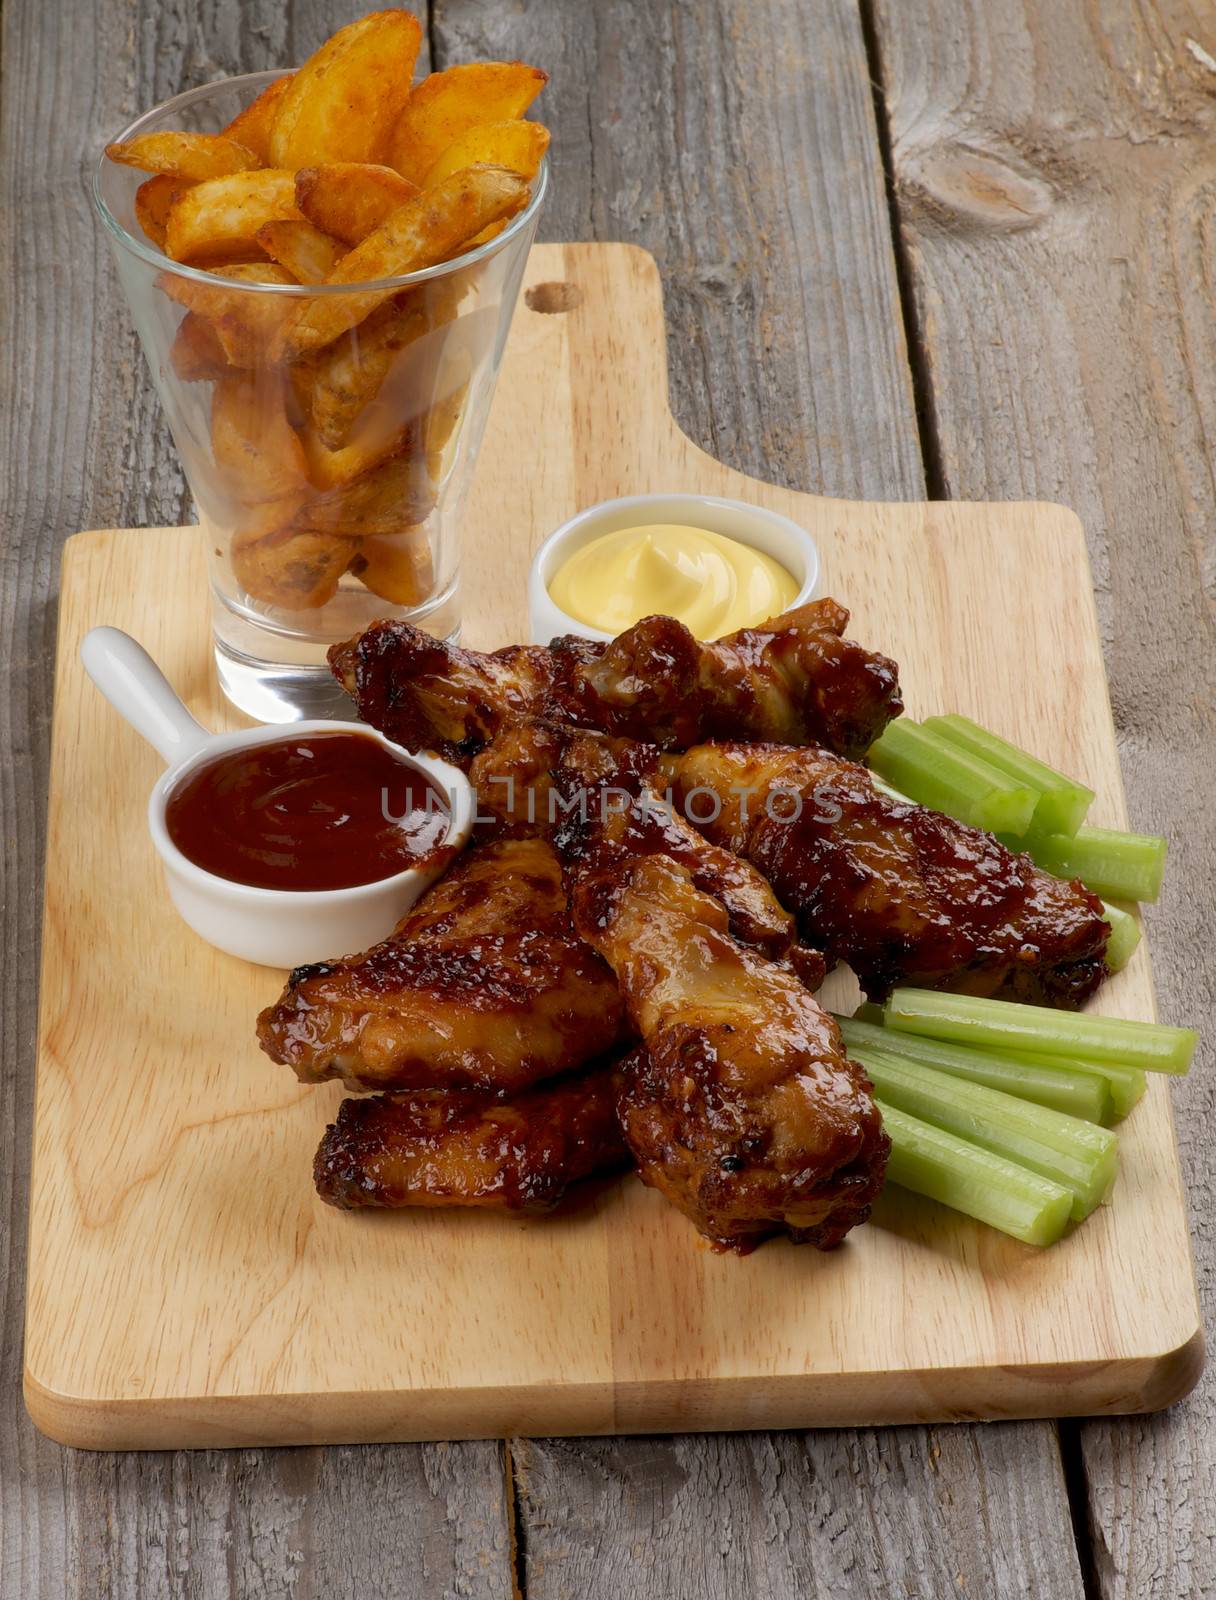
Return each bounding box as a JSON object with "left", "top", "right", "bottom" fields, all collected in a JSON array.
[{"left": 548, "top": 523, "right": 800, "bottom": 638}]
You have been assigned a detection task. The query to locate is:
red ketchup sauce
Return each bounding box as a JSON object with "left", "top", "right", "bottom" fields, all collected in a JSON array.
[{"left": 165, "top": 732, "right": 450, "bottom": 891}]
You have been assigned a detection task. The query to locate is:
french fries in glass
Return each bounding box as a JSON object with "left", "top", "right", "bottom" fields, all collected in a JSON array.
[{"left": 95, "top": 9, "right": 547, "bottom": 717}]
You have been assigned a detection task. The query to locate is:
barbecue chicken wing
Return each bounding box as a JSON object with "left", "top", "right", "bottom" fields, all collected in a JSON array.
[
  {"left": 314, "top": 1057, "right": 632, "bottom": 1211},
  {"left": 468, "top": 718, "right": 824, "bottom": 985},
  {"left": 555, "top": 773, "right": 889, "bottom": 1252},
  {"left": 258, "top": 838, "right": 626, "bottom": 1092},
  {"left": 329, "top": 597, "right": 902, "bottom": 764},
  {"left": 468, "top": 719, "right": 1110, "bottom": 1008},
  {"left": 668, "top": 742, "right": 1111, "bottom": 1008}
]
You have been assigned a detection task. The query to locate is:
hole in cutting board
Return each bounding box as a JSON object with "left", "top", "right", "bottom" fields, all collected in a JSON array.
[{"left": 526, "top": 281, "right": 583, "bottom": 313}]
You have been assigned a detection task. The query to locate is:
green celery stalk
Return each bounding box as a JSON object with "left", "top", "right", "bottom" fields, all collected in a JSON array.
[
  {"left": 1000, "top": 1050, "right": 1146, "bottom": 1122},
  {"left": 883, "top": 988, "right": 1198, "bottom": 1075},
  {"left": 1102, "top": 901, "right": 1141, "bottom": 972},
  {"left": 1022, "top": 825, "right": 1167, "bottom": 904},
  {"left": 836, "top": 1014, "right": 1111, "bottom": 1123},
  {"left": 874, "top": 737, "right": 1165, "bottom": 907},
  {"left": 855, "top": 1046, "right": 1116, "bottom": 1220},
  {"left": 852, "top": 1001, "right": 887, "bottom": 1025},
  {"left": 924, "top": 713, "right": 1094, "bottom": 838},
  {"left": 877, "top": 1100, "right": 1074, "bottom": 1246},
  {"left": 870, "top": 774, "right": 912, "bottom": 805},
  {"left": 867, "top": 719, "right": 1037, "bottom": 836}
]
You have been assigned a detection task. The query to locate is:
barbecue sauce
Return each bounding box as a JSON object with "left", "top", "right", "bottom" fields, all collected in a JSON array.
[{"left": 166, "top": 732, "right": 449, "bottom": 891}]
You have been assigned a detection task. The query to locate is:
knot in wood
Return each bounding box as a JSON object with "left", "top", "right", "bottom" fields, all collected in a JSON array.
[{"left": 899, "top": 145, "right": 1056, "bottom": 232}]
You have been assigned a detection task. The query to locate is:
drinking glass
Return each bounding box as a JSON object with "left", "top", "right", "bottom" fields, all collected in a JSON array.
[{"left": 94, "top": 71, "right": 546, "bottom": 721}]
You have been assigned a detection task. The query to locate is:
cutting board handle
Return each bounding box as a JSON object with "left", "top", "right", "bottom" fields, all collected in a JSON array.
[{"left": 80, "top": 626, "right": 211, "bottom": 767}]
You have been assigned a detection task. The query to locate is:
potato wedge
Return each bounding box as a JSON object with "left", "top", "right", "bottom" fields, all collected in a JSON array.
[
  {"left": 229, "top": 493, "right": 307, "bottom": 552},
  {"left": 350, "top": 524, "right": 435, "bottom": 606},
  {"left": 221, "top": 74, "right": 293, "bottom": 164},
  {"left": 295, "top": 163, "right": 419, "bottom": 246},
  {"left": 165, "top": 169, "right": 302, "bottom": 266},
  {"left": 232, "top": 524, "right": 359, "bottom": 610},
  {"left": 211, "top": 371, "right": 309, "bottom": 501},
  {"left": 281, "top": 165, "right": 529, "bottom": 358},
  {"left": 169, "top": 312, "right": 229, "bottom": 382},
  {"left": 159, "top": 262, "right": 298, "bottom": 367},
  {"left": 106, "top": 130, "right": 259, "bottom": 181},
  {"left": 134, "top": 174, "right": 184, "bottom": 248},
  {"left": 422, "top": 377, "right": 468, "bottom": 482},
  {"left": 255, "top": 219, "right": 346, "bottom": 284},
  {"left": 301, "top": 415, "right": 418, "bottom": 492},
  {"left": 305, "top": 451, "right": 437, "bottom": 535},
  {"left": 160, "top": 261, "right": 292, "bottom": 317},
  {"left": 424, "top": 119, "right": 550, "bottom": 188},
  {"left": 389, "top": 62, "right": 548, "bottom": 185},
  {"left": 270, "top": 10, "right": 422, "bottom": 168},
  {"left": 300, "top": 284, "right": 462, "bottom": 449},
  {"left": 298, "top": 299, "right": 424, "bottom": 449}
]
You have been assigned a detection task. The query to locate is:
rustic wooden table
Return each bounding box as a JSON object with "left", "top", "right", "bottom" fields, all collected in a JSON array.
[{"left": 3, "top": 1, "right": 1212, "bottom": 1594}]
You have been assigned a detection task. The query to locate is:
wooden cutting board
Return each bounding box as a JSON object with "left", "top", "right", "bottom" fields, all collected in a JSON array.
[{"left": 26, "top": 243, "right": 1202, "bottom": 1449}]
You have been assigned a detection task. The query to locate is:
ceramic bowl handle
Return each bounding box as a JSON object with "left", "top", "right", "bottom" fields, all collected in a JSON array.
[{"left": 80, "top": 627, "right": 212, "bottom": 768}]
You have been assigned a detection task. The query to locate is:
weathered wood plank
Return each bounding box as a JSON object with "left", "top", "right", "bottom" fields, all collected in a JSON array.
[
  {"left": 0, "top": 4, "right": 508, "bottom": 1597},
  {"left": 867, "top": 2, "right": 1216, "bottom": 1595},
  {"left": 433, "top": 3, "right": 1087, "bottom": 1595},
  {"left": 513, "top": 1429, "right": 1083, "bottom": 1598},
  {"left": 436, "top": 0, "right": 923, "bottom": 501}
]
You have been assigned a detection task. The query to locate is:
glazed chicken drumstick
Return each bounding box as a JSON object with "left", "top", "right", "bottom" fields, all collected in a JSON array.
[
  {"left": 328, "top": 597, "right": 902, "bottom": 764},
  {"left": 552, "top": 767, "right": 890, "bottom": 1252},
  {"left": 314, "top": 1058, "right": 632, "bottom": 1212}
]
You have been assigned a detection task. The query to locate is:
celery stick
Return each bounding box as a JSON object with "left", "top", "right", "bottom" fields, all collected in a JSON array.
[
  {"left": 1102, "top": 901, "right": 1141, "bottom": 972},
  {"left": 856, "top": 1046, "right": 1116, "bottom": 1220},
  {"left": 1023, "top": 825, "right": 1167, "bottom": 904},
  {"left": 870, "top": 773, "right": 911, "bottom": 805},
  {"left": 836, "top": 1015, "right": 1111, "bottom": 1123},
  {"left": 867, "top": 719, "right": 1038, "bottom": 836},
  {"left": 877, "top": 1100, "right": 1074, "bottom": 1246},
  {"left": 851, "top": 1001, "right": 888, "bottom": 1027},
  {"left": 884, "top": 988, "right": 1198, "bottom": 1075},
  {"left": 1000, "top": 1050, "right": 1146, "bottom": 1122},
  {"left": 925, "top": 713, "right": 1095, "bottom": 838}
]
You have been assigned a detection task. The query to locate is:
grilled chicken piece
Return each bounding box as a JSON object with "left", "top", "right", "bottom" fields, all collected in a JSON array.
[
  {"left": 314, "top": 1058, "right": 632, "bottom": 1211},
  {"left": 668, "top": 743, "right": 1111, "bottom": 1008},
  {"left": 469, "top": 719, "right": 1111, "bottom": 1009},
  {"left": 258, "top": 838, "right": 626, "bottom": 1093},
  {"left": 468, "top": 719, "right": 825, "bottom": 985},
  {"left": 328, "top": 597, "right": 902, "bottom": 764},
  {"left": 557, "top": 775, "right": 889, "bottom": 1253}
]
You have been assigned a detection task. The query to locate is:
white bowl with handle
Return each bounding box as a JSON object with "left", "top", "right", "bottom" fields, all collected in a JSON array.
[{"left": 80, "top": 627, "right": 474, "bottom": 969}]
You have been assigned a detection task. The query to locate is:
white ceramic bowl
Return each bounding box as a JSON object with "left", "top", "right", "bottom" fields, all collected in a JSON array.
[
  {"left": 527, "top": 492, "right": 821, "bottom": 644},
  {"left": 81, "top": 627, "right": 474, "bottom": 969}
]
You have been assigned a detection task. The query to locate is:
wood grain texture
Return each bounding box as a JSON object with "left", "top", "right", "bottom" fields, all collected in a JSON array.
[
  {"left": 0, "top": 4, "right": 509, "bottom": 1598},
  {"left": 432, "top": 3, "right": 1091, "bottom": 1595},
  {"left": 27, "top": 245, "right": 1200, "bottom": 1453},
  {"left": 434, "top": 0, "right": 924, "bottom": 502},
  {"left": 867, "top": 2, "right": 1216, "bottom": 1594},
  {"left": 512, "top": 1428, "right": 1084, "bottom": 1599}
]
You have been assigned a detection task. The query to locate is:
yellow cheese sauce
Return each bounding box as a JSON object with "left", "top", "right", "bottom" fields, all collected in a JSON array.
[{"left": 548, "top": 523, "right": 800, "bottom": 638}]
